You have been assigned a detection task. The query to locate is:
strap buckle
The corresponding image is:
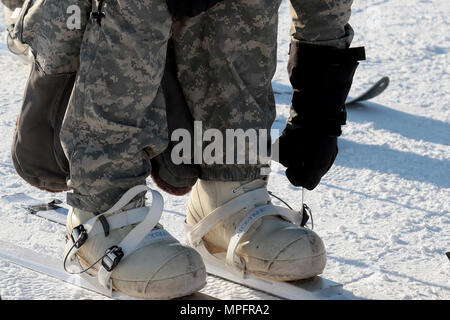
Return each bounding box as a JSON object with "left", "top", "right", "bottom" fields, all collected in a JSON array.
[
  {"left": 102, "top": 246, "right": 124, "bottom": 272},
  {"left": 91, "top": 0, "right": 106, "bottom": 26},
  {"left": 300, "top": 204, "right": 313, "bottom": 229},
  {"left": 71, "top": 225, "right": 88, "bottom": 249},
  {"left": 91, "top": 11, "right": 106, "bottom": 25}
]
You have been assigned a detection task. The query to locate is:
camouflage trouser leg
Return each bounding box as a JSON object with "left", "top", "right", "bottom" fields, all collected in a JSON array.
[
  {"left": 60, "top": 0, "right": 172, "bottom": 213},
  {"left": 289, "top": 0, "right": 354, "bottom": 48},
  {"left": 170, "top": 0, "right": 354, "bottom": 181},
  {"left": 172, "top": 0, "right": 282, "bottom": 181},
  {"left": 61, "top": 0, "right": 355, "bottom": 212},
  {"left": 62, "top": 0, "right": 283, "bottom": 212}
]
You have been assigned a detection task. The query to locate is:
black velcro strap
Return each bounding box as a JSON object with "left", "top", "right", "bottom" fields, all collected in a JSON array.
[
  {"left": 291, "top": 42, "right": 366, "bottom": 64},
  {"left": 98, "top": 215, "right": 110, "bottom": 237},
  {"left": 348, "top": 47, "right": 366, "bottom": 62},
  {"left": 337, "top": 108, "right": 348, "bottom": 125},
  {"left": 166, "top": 0, "right": 224, "bottom": 18}
]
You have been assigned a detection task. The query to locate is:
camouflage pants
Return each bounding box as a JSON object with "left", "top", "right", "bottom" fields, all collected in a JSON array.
[{"left": 59, "top": 0, "right": 354, "bottom": 212}]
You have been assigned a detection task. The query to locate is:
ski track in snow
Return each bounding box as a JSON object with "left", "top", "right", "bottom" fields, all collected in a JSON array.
[{"left": 0, "top": 0, "right": 449, "bottom": 300}]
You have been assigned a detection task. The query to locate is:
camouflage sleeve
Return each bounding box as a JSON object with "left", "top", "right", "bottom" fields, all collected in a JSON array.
[
  {"left": 11, "top": 0, "right": 91, "bottom": 74},
  {"left": 289, "top": 0, "right": 354, "bottom": 48}
]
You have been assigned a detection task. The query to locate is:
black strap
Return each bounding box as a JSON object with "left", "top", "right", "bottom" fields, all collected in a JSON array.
[
  {"left": 98, "top": 215, "right": 110, "bottom": 237},
  {"left": 166, "top": 0, "right": 224, "bottom": 18},
  {"left": 291, "top": 42, "right": 366, "bottom": 64},
  {"left": 91, "top": 0, "right": 106, "bottom": 26}
]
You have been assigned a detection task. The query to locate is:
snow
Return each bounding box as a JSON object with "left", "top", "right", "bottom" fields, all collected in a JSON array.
[{"left": 0, "top": 0, "right": 449, "bottom": 300}]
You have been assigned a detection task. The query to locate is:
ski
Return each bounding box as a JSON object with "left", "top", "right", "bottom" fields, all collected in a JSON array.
[
  {"left": 24, "top": 200, "right": 345, "bottom": 300},
  {"left": 26, "top": 199, "right": 68, "bottom": 225},
  {"left": 202, "top": 251, "right": 343, "bottom": 300},
  {"left": 346, "top": 76, "right": 390, "bottom": 106},
  {"left": 0, "top": 239, "right": 216, "bottom": 300}
]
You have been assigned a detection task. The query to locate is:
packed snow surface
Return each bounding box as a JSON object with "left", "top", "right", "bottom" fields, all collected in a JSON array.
[{"left": 0, "top": 0, "right": 448, "bottom": 300}]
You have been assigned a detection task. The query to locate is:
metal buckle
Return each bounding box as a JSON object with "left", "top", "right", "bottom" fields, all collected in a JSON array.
[
  {"left": 71, "top": 225, "right": 88, "bottom": 249},
  {"left": 102, "top": 246, "right": 124, "bottom": 272},
  {"left": 91, "top": 0, "right": 106, "bottom": 26},
  {"left": 300, "top": 204, "right": 311, "bottom": 228},
  {"left": 91, "top": 11, "right": 106, "bottom": 25}
]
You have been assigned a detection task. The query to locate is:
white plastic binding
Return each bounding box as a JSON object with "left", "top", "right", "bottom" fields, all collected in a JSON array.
[
  {"left": 184, "top": 187, "right": 343, "bottom": 300},
  {"left": 64, "top": 185, "right": 171, "bottom": 293}
]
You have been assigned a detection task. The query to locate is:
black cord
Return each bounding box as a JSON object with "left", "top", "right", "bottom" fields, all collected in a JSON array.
[
  {"left": 268, "top": 191, "right": 293, "bottom": 210},
  {"left": 63, "top": 239, "right": 111, "bottom": 275},
  {"left": 268, "top": 190, "right": 314, "bottom": 230},
  {"left": 305, "top": 204, "right": 314, "bottom": 230}
]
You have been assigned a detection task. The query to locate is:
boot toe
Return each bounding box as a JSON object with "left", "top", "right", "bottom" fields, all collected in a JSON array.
[
  {"left": 263, "top": 229, "right": 327, "bottom": 280},
  {"left": 111, "top": 243, "right": 206, "bottom": 299},
  {"left": 142, "top": 247, "right": 207, "bottom": 299},
  {"left": 240, "top": 221, "right": 327, "bottom": 281}
]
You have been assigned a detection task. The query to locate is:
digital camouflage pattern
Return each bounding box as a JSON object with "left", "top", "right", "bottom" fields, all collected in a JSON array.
[
  {"left": 171, "top": 0, "right": 282, "bottom": 181},
  {"left": 10, "top": 0, "right": 354, "bottom": 212},
  {"left": 290, "top": 0, "right": 354, "bottom": 48},
  {"left": 60, "top": 0, "right": 173, "bottom": 212},
  {"left": 11, "top": 0, "right": 90, "bottom": 74}
]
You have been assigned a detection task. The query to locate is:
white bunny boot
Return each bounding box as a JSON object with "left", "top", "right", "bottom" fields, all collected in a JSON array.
[
  {"left": 65, "top": 185, "right": 206, "bottom": 299},
  {"left": 186, "top": 179, "right": 326, "bottom": 281}
]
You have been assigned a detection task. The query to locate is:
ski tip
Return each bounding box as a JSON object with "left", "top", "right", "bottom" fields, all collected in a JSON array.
[
  {"left": 446, "top": 252, "right": 450, "bottom": 261},
  {"left": 346, "top": 76, "right": 390, "bottom": 107},
  {"left": 376, "top": 76, "right": 390, "bottom": 91}
]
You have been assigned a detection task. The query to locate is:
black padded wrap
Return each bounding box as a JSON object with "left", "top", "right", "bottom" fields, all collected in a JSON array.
[
  {"left": 166, "top": 0, "right": 224, "bottom": 18},
  {"left": 288, "top": 42, "right": 366, "bottom": 135},
  {"left": 289, "top": 43, "right": 366, "bottom": 67},
  {"left": 11, "top": 62, "right": 73, "bottom": 192},
  {"left": 278, "top": 41, "right": 365, "bottom": 190}
]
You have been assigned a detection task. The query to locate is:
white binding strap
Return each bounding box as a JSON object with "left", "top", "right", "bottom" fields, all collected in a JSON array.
[
  {"left": 113, "top": 189, "right": 164, "bottom": 257},
  {"left": 76, "top": 185, "right": 151, "bottom": 236},
  {"left": 101, "top": 185, "right": 150, "bottom": 216},
  {"left": 63, "top": 206, "right": 151, "bottom": 269},
  {"left": 187, "top": 188, "right": 270, "bottom": 246},
  {"left": 97, "top": 188, "right": 165, "bottom": 289},
  {"left": 225, "top": 205, "right": 302, "bottom": 269},
  {"left": 70, "top": 227, "right": 174, "bottom": 297},
  {"left": 63, "top": 185, "right": 168, "bottom": 290},
  {"left": 64, "top": 185, "right": 152, "bottom": 268},
  {"left": 64, "top": 207, "right": 148, "bottom": 268}
]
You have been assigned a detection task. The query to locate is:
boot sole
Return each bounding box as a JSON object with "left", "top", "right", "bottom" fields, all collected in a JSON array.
[{"left": 244, "top": 251, "right": 327, "bottom": 281}]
